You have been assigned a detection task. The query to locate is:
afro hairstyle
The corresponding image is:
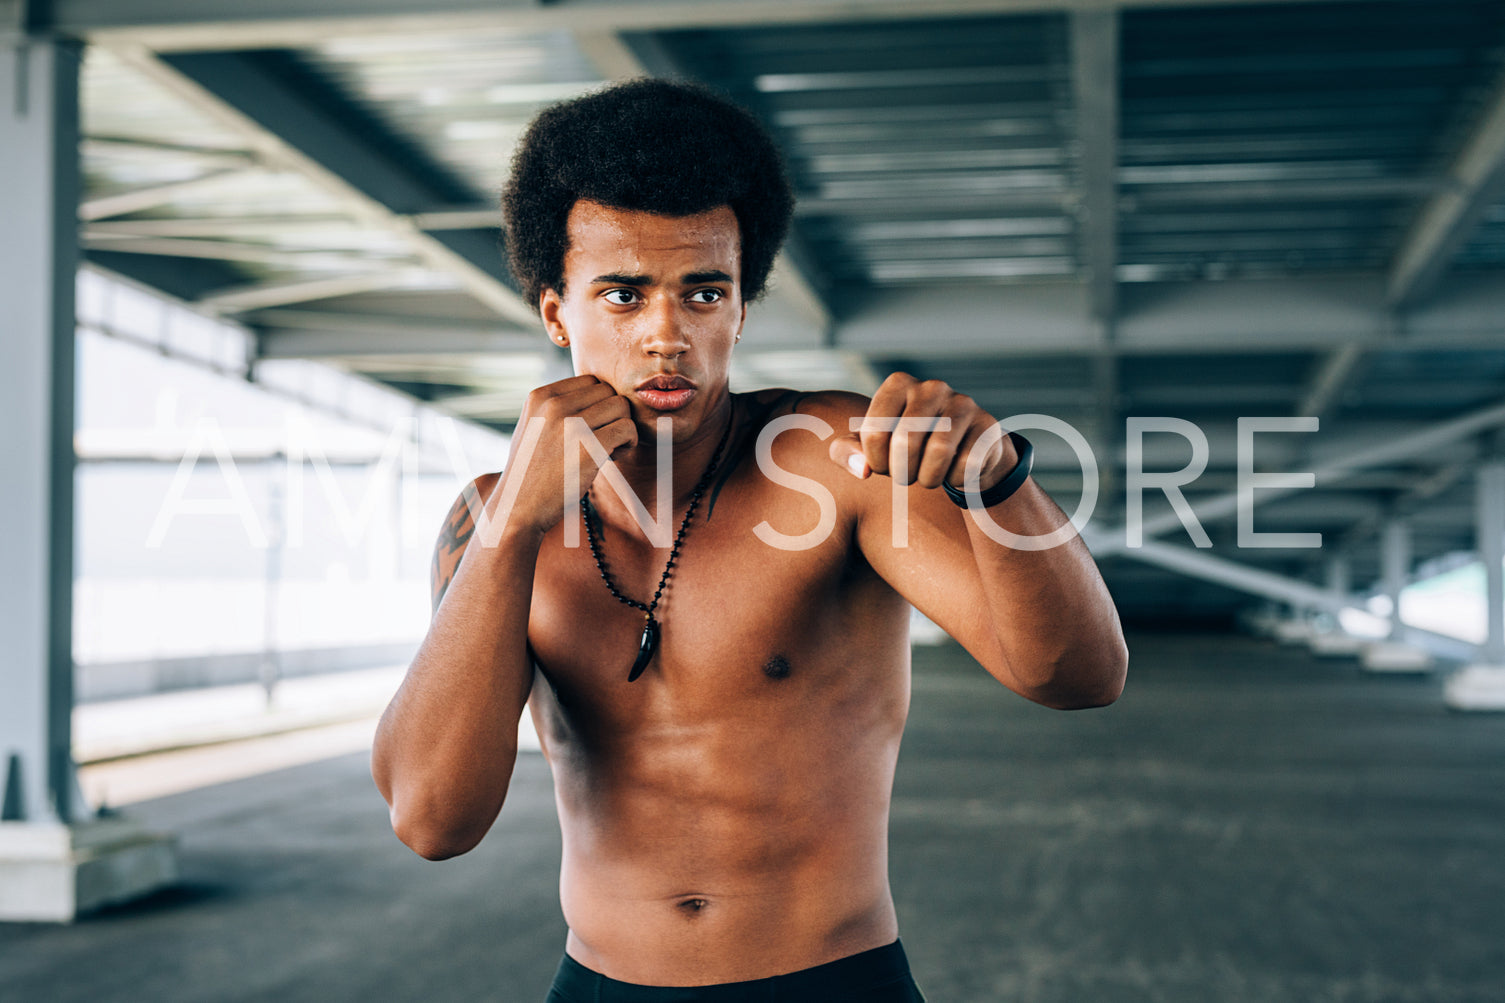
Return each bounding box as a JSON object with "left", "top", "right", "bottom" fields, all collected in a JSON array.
[{"left": 501, "top": 78, "right": 794, "bottom": 311}]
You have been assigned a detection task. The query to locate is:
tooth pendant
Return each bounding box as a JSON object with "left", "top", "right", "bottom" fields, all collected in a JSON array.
[{"left": 628, "top": 616, "right": 659, "bottom": 682}]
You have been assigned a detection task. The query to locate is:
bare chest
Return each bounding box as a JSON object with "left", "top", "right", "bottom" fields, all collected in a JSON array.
[{"left": 525, "top": 481, "right": 901, "bottom": 736}]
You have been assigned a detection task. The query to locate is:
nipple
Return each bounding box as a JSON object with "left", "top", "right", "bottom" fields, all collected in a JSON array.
[{"left": 763, "top": 654, "right": 792, "bottom": 680}]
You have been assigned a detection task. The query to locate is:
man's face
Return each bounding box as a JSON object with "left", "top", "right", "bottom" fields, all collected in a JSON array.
[{"left": 541, "top": 199, "right": 745, "bottom": 443}]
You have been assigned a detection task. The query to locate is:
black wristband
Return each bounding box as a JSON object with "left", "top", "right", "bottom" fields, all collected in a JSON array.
[{"left": 942, "top": 431, "right": 1033, "bottom": 509}]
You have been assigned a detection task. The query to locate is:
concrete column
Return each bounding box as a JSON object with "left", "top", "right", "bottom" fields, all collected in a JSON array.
[
  {"left": 1325, "top": 555, "right": 1351, "bottom": 602},
  {"left": 1310, "top": 555, "right": 1363, "bottom": 657},
  {"left": 0, "top": 36, "right": 175, "bottom": 921},
  {"left": 1478, "top": 462, "right": 1505, "bottom": 665},
  {"left": 1446, "top": 461, "right": 1505, "bottom": 709},
  {"left": 1381, "top": 519, "right": 1411, "bottom": 638},
  {"left": 0, "top": 35, "right": 83, "bottom": 831},
  {"left": 1364, "top": 518, "right": 1431, "bottom": 672}
]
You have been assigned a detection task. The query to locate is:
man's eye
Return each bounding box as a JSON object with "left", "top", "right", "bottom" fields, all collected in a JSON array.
[
  {"left": 604, "top": 289, "right": 637, "bottom": 305},
  {"left": 688, "top": 289, "right": 723, "bottom": 304}
]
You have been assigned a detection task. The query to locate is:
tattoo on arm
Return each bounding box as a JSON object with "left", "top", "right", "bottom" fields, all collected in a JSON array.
[{"left": 430, "top": 481, "right": 483, "bottom": 612}]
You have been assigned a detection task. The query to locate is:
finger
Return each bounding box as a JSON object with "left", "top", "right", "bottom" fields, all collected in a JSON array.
[
  {"left": 946, "top": 421, "right": 1009, "bottom": 491},
  {"left": 554, "top": 380, "right": 620, "bottom": 414},
  {"left": 598, "top": 416, "right": 639, "bottom": 453},
  {"left": 861, "top": 375, "right": 915, "bottom": 475},
  {"left": 915, "top": 407, "right": 975, "bottom": 489},
  {"left": 891, "top": 418, "right": 942, "bottom": 486},
  {"left": 828, "top": 433, "right": 870, "bottom": 479},
  {"left": 885, "top": 380, "right": 956, "bottom": 485},
  {"left": 578, "top": 393, "right": 632, "bottom": 430},
  {"left": 524, "top": 377, "right": 612, "bottom": 423},
  {"left": 541, "top": 373, "right": 608, "bottom": 398}
]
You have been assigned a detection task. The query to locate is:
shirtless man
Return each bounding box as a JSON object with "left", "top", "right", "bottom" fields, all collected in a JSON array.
[{"left": 372, "top": 79, "right": 1127, "bottom": 1001}]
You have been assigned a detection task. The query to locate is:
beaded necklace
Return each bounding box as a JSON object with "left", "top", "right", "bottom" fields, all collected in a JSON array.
[{"left": 580, "top": 408, "right": 733, "bottom": 681}]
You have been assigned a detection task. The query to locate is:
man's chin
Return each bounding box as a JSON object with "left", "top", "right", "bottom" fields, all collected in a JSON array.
[{"left": 628, "top": 403, "right": 708, "bottom": 446}]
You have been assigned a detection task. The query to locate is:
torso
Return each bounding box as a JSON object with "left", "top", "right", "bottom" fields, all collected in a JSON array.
[{"left": 521, "top": 390, "right": 913, "bottom": 985}]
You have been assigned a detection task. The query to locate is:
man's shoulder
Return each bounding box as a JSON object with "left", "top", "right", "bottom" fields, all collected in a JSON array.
[
  {"left": 740, "top": 387, "right": 870, "bottom": 427},
  {"left": 732, "top": 389, "right": 872, "bottom": 492},
  {"left": 467, "top": 471, "right": 503, "bottom": 502}
]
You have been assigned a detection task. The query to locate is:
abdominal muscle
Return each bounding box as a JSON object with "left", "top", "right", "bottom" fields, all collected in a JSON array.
[{"left": 536, "top": 678, "right": 907, "bottom": 987}]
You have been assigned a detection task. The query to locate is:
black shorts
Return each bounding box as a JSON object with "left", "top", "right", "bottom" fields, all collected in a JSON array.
[{"left": 544, "top": 939, "right": 927, "bottom": 1002}]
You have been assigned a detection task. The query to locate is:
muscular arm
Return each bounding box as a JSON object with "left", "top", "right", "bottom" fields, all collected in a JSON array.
[
  {"left": 810, "top": 387, "right": 1126, "bottom": 709},
  {"left": 371, "top": 472, "right": 540, "bottom": 859},
  {"left": 371, "top": 375, "right": 635, "bottom": 859}
]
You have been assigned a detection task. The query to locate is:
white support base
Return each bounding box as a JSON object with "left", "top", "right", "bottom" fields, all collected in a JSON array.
[
  {"left": 1361, "top": 640, "right": 1434, "bottom": 673},
  {"left": 0, "top": 815, "right": 177, "bottom": 922},
  {"left": 1309, "top": 631, "right": 1365, "bottom": 658},
  {"left": 1273, "top": 620, "right": 1316, "bottom": 645},
  {"left": 1444, "top": 664, "right": 1505, "bottom": 711}
]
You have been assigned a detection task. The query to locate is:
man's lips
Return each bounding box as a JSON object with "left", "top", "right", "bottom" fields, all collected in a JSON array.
[{"left": 635, "top": 375, "right": 697, "bottom": 411}]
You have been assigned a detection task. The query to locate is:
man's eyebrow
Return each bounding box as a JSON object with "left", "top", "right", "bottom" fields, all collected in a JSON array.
[
  {"left": 589, "top": 270, "right": 735, "bottom": 287},
  {"left": 683, "top": 270, "right": 734, "bottom": 285},
  {"left": 590, "top": 272, "right": 650, "bottom": 286}
]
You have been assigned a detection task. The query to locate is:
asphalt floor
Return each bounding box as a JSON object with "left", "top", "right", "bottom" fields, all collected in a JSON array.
[{"left": 4, "top": 631, "right": 1504, "bottom": 1002}]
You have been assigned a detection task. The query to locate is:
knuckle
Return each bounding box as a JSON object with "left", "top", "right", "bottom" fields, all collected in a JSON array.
[{"left": 944, "top": 392, "right": 975, "bottom": 413}]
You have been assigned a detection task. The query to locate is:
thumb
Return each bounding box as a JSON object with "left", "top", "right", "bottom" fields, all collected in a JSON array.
[{"left": 828, "top": 433, "right": 870, "bottom": 478}]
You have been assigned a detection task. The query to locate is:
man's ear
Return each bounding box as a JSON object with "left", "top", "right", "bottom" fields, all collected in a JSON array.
[
  {"left": 735, "top": 302, "right": 747, "bottom": 343},
  {"left": 541, "top": 287, "right": 568, "bottom": 347}
]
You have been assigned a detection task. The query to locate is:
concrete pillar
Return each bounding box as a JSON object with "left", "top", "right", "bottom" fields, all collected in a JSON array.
[
  {"left": 1363, "top": 518, "right": 1431, "bottom": 672},
  {"left": 0, "top": 36, "right": 175, "bottom": 921},
  {"left": 1446, "top": 461, "right": 1505, "bottom": 709},
  {"left": 1325, "top": 555, "right": 1351, "bottom": 602},
  {"left": 1479, "top": 463, "right": 1505, "bottom": 666},
  {"left": 1381, "top": 519, "right": 1410, "bottom": 639},
  {"left": 1310, "top": 555, "right": 1363, "bottom": 657},
  {"left": 0, "top": 35, "right": 80, "bottom": 831}
]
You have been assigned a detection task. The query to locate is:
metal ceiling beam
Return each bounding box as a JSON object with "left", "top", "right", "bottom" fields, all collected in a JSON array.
[
  {"left": 257, "top": 325, "right": 542, "bottom": 359},
  {"left": 1094, "top": 536, "right": 1478, "bottom": 662},
  {"left": 202, "top": 269, "right": 436, "bottom": 312},
  {"left": 1387, "top": 67, "right": 1505, "bottom": 311},
  {"left": 77, "top": 167, "right": 254, "bottom": 221},
  {"left": 1296, "top": 342, "right": 1368, "bottom": 421},
  {"left": 83, "top": 216, "right": 373, "bottom": 238},
  {"left": 1331, "top": 459, "right": 1474, "bottom": 554},
  {"left": 1094, "top": 395, "right": 1505, "bottom": 558},
  {"left": 81, "top": 232, "right": 397, "bottom": 271},
  {"left": 48, "top": 0, "right": 1400, "bottom": 52},
  {"left": 103, "top": 45, "right": 535, "bottom": 326},
  {"left": 837, "top": 273, "right": 1505, "bottom": 359},
  {"left": 80, "top": 135, "right": 256, "bottom": 166},
  {"left": 1095, "top": 535, "right": 1344, "bottom": 613}
]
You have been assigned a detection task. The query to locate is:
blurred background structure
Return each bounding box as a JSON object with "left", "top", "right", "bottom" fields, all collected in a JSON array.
[{"left": 3, "top": 0, "right": 1505, "bottom": 999}]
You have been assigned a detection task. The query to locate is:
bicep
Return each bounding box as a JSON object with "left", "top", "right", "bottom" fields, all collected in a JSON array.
[{"left": 854, "top": 479, "right": 1011, "bottom": 681}]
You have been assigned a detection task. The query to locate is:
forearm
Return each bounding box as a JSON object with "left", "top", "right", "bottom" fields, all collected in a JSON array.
[
  {"left": 964, "top": 479, "right": 1127, "bottom": 708},
  {"left": 372, "top": 524, "right": 542, "bottom": 859}
]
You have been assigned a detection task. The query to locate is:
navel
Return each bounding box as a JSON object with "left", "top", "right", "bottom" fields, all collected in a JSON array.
[
  {"left": 676, "top": 896, "right": 710, "bottom": 913},
  {"left": 763, "top": 654, "right": 792, "bottom": 680}
]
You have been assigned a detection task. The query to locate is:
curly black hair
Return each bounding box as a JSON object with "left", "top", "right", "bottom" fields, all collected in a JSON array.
[{"left": 501, "top": 78, "right": 794, "bottom": 311}]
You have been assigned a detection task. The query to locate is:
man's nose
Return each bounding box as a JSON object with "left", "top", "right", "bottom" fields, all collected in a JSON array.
[{"left": 640, "top": 297, "right": 692, "bottom": 359}]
